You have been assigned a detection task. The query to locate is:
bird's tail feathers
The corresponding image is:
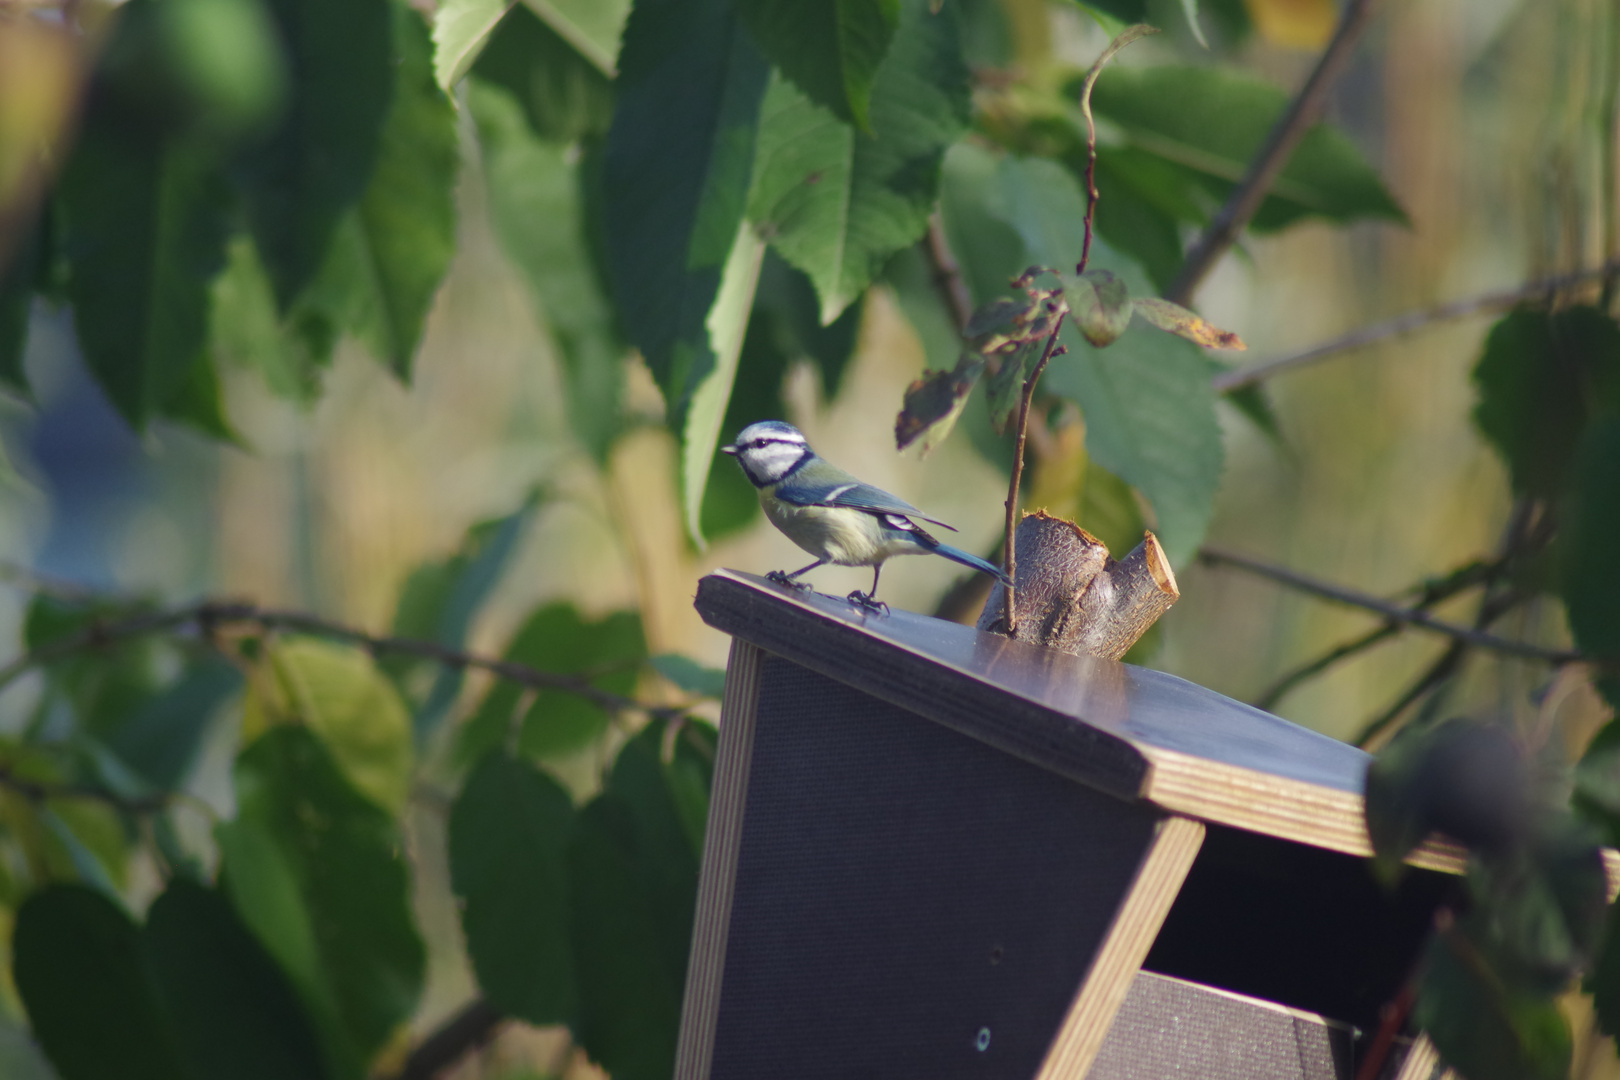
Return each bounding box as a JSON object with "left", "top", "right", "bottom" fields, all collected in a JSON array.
[{"left": 935, "top": 543, "right": 1011, "bottom": 585}]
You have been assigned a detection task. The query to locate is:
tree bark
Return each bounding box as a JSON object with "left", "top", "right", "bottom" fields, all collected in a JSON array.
[{"left": 976, "top": 510, "right": 1179, "bottom": 660}]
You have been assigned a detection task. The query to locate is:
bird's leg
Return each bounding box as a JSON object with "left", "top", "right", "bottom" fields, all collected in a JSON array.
[
  {"left": 767, "top": 559, "right": 822, "bottom": 591},
  {"left": 847, "top": 565, "right": 889, "bottom": 615}
]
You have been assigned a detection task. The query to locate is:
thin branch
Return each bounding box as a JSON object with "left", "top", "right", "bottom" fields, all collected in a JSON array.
[
  {"left": 0, "top": 600, "right": 692, "bottom": 720},
  {"left": 1197, "top": 546, "right": 1580, "bottom": 664},
  {"left": 389, "top": 997, "right": 505, "bottom": 1080},
  {"left": 1212, "top": 259, "right": 1620, "bottom": 393},
  {"left": 1167, "top": 0, "right": 1383, "bottom": 305},
  {"left": 1002, "top": 331, "right": 1066, "bottom": 634},
  {"left": 925, "top": 212, "right": 974, "bottom": 332}
]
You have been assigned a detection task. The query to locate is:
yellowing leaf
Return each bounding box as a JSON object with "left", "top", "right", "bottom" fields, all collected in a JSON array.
[
  {"left": 1132, "top": 297, "right": 1246, "bottom": 350},
  {"left": 1061, "top": 269, "right": 1132, "bottom": 347},
  {"left": 894, "top": 353, "right": 984, "bottom": 453},
  {"left": 1244, "top": 0, "right": 1336, "bottom": 50},
  {"left": 252, "top": 637, "right": 414, "bottom": 813}
]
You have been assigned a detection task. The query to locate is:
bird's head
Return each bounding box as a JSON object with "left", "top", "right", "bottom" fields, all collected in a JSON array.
[{"left": 722, "top": 420, "right": 812, "bottom": 486}]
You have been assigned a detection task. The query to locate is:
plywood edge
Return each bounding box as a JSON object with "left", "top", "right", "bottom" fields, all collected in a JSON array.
[
  {"left": 1139, "top": 745, "right": 1469, "bottom": 873},
  {"left": 674, "top": 640, "right": 764, "bottom": 1080},
  {"left": 1035, "top": 814, "right": 1206, "bottom": 1080}
]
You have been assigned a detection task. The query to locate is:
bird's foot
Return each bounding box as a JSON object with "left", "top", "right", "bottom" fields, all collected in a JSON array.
[
  {"left": 766, "top": 570, "right": 813, "bottom": 592},
  {"left": 846, "top": 590, "right": 889, "bottom": 615}
]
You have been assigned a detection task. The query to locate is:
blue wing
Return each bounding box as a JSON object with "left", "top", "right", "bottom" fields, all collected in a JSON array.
[{"left": 774, "top": 462, "right": 958, "bottom": 531}]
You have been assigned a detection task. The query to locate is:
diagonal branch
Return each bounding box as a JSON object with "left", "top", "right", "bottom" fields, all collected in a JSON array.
[
  {"left": 1197, "top": 546, "right": 1580, "bottom": 664},
  {"left": 0, "top": 600, "right": 693, "bottom": 720},
  {"left": 1212, "top": 259, "right": 1620, "bottom": 393},
  {"left": 1166, "top": 0, "right": 1383, "bottom": 305}
]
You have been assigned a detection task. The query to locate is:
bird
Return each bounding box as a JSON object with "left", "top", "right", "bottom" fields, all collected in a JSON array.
[{"left": 721, "top": 420, "right": 1009, "bottom": 612}]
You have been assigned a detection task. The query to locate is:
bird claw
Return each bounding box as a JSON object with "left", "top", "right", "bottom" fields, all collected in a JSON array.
[
  {"left": 766, "top": 570, "right": 813, "bottom": 592},
  {"left": 846, "top": 590, "right": 889, "bottom": 615}
]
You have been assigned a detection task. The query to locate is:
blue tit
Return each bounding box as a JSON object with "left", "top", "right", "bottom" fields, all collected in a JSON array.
[{"left": 721, "top": 420, "right": 1009, "bottom": 611}]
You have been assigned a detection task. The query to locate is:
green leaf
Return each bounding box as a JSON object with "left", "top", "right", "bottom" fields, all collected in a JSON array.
[
  {"left": 216, "top": 817, "right": 360, "bottom": 1079},
  {"left": 569, "top": 720, "right": 712, "bottom": 1080},
  {"left": 1417, "top": 914, "right": 1572, "bottom": 1080},
  {"left": 602, "top": 0, "right": 768, "bottom": 428},
  {"left": 648, "top": 654, "right": 726, "bottom": 698},
  {"left": 1473, "top": 307, "right": 1620, "bottom": 501},
  {"left": 389, "top": 496, "right": 536, "bottom": 741},
  {"left": 1590, "top": 900, "right": 1620, "bottom": 1039},
  {"left": 733, "top": 0, "right": 900, "bottom": 129},
  {"left": 746, "top": 0, "right": 970, "bottom": 323},
  {"left": 1078, "top": 458, "right": 1145, "bottom": 560},
  {"left": 238, "top": 0, "right": 393, "bottom": 308},
  {"left": 144, "top": 879, "right": 332, "bottom": 1080},
  {"left": 208, "top": 233, "right": 327, "bottom": 401},
  {"left": 227, "top": 726, "right": 425, "bottom": 1063},
  {"left": 1061, "top": 269, "right": 1132, "bottom": 347},
  {"left": 1575, "top": 719, "right": 1620, "bottom": 842},
  {"left": 471, "top": 2, "right": 613, "bottom": 142},
  {"left": 1563, "top": 418, "right": 1620, "bottom": 708},
  {"left": 1092, "top": 148, "right": 1189, "bottom": 293},
  {"left": 1043, "top": 327, "right": 1222, "bottom": 566},
  {"left": 337, "top": 1, "right": 459, "bottom": 379},
  {"left": 56, "top": 106, "right": 231, "bottom": 430},
  {"left": 253, "top": 637, "right": 415, "bottom": 814},
  {"left": 1086, "top": 65, "right": 1406, "bottom": 232},
  {"left": 449, "top": 752, "right": 577, "bottom": 1023},
  {"left": 13, "top": 885, "right": 191, "bottom": 1080},
  {"left": 470, "top": 82, "right": 624, "bottom": 461},
  {"left": 457, "top": 603, "right": 645, "bottom": 764},
  {"left": 432, "top": 0, "right": 512, "bottom": 89},
  {"left": 521, "top": 0, "right": 630, "bottom": 76},
  {"left": 938, "top": 142, "right": 1030, "bottom": 306},
  {"left": 102, "top": 654, "right": 242, "bottom": 791},
  {"left": 0, "top": 224, "right": 38, "bottom": 397}
]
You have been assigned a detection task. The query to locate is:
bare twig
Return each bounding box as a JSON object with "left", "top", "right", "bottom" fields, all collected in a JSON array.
[
  {"left": 388, "top": 997, "right": 505, "bottom": 1080},
  {"left": 925, "top": 212, "right": 974, "bottom": 332},
  {"left": 1167, "top": 0, "right": 1383, "bottom": 305},
  {"left": 1197, "top": 546, "right": 1579, "bottom": 664},
  {"left": 1212, "top": 259, "right": 1620, "bottom": 392},
  {"left": 999, "top": 24, "right": 1156, "bottom": 637},
  {"left": 0, "top": 600, "right": 691, "bottom": 720}
]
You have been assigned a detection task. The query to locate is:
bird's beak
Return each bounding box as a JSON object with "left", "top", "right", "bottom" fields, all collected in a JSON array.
[{"left": 720, "top": 444, "right": 738, "bottom": 456}]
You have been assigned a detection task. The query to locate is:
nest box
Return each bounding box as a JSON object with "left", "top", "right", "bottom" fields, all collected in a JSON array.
[{"left": 677, "top": 570, "right": 1467, "bottom": 1080}]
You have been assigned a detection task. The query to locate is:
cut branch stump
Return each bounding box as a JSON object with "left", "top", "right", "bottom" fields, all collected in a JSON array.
[{"left": 977, "top": 510, "right": 1179, "bottom": 660}]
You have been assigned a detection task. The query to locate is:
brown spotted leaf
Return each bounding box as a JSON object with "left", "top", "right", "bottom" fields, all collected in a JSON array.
[
  {"left": 895, "top": 352, "right": 984, "bottom": 453},
  {"left": 1133, "top": 297, "right": 1246, "bottom": 350}
]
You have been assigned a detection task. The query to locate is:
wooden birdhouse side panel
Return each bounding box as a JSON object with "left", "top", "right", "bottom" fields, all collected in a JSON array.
[{"left": 685, "top": 650, "right": 1190, "bottom": 1080}]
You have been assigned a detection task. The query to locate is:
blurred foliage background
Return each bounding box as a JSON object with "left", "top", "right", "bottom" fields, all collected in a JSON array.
[{"left": 0, "top": 0, "right": 1618, "bottom": 1077}]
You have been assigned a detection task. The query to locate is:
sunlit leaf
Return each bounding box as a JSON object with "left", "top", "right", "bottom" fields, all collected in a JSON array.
[
  {"left": 733, "top": 0, "right": 900, "bottom": 129},
  {"left": 449, "top": 753, "right": 577, "bottom": 1023},
  {"left": 1133, "top": 297, "right": 1245, "bottom": 349},
  {"left": 747, "top": 0, "right": 970, "bottom": 323},
  {"left": 432, "top": 0, "right": 512, "bottom": 89},
  {"left": 894, "top": 352, "right": 984, "bottom": 453},
  {"left": 249, "top": 637, "right": 414, "bottom": 814}
]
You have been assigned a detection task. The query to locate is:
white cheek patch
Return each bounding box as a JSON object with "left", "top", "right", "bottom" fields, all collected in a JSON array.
[{"left": 749, "top": 442, "right": 804, "bottom": 483}]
